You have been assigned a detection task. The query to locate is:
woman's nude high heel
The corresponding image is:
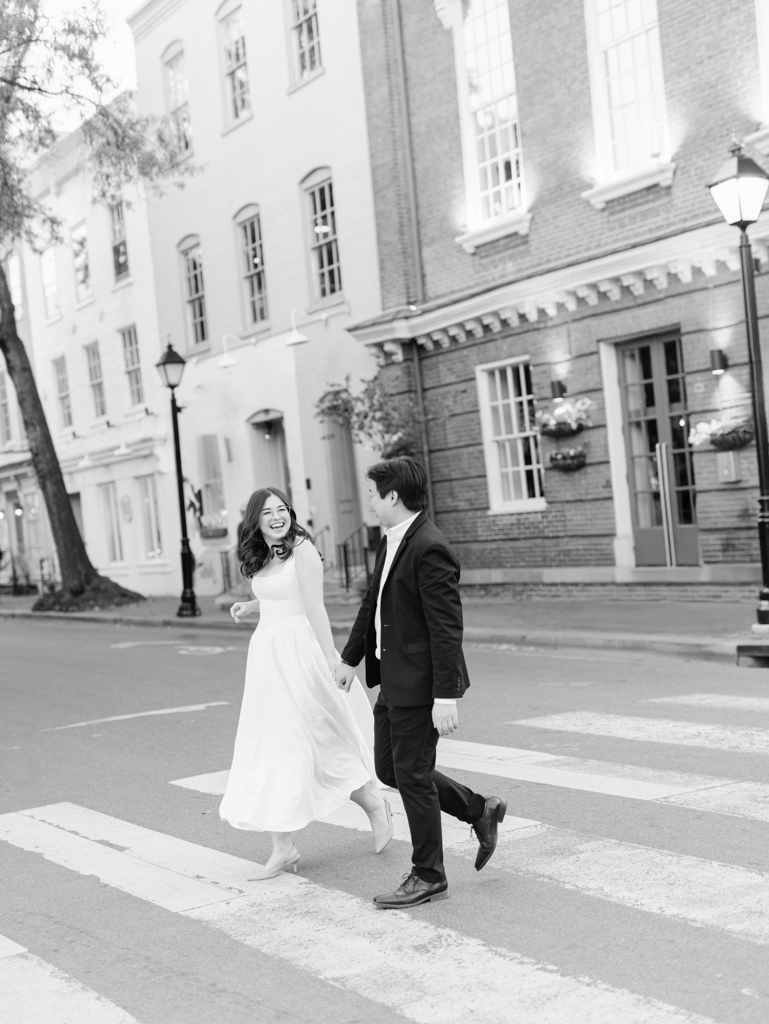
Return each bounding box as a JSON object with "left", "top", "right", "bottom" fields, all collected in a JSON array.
[
  {"left": 369, "top": 797, "right": 394, "bottom": 854},
  {"left": 248, "top": 845, "right": 300, "bottom": 881}
]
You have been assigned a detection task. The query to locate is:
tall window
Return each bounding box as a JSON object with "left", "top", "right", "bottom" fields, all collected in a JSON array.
[
  {"left": 137, "top": 475, "right": 163, "bottom": 559},
  {"left": 110, "top": 203, "right": 129, "bottom": 281},
  {"left": 198, "top": 434, "right": 227, "bottom": 535},
  {"left": 121, "top": 325, "right": 144, "bottom": 406},
  {"left": 41, "top": 247, "right": 59, "bottom": 319},
  {"left": 475, "top": 359, "right": 545, "bottom": 512},
  {"left": 222, "top": 7, "right": 250, "bottom": 121},
  {"left": 181, "top": 242, "right": 208, "bottom": 345},
  {"left": 459, "top": 0, "right": 523, "bottom": 222},
  {"left": 587, "top": 0, "right": 668, "bottom": 175},
  {"left": 85, "top": 342, "right": 106, "bottom": 418},
  {"left": 99, "top": 482, "right": 124, "bottom": 562},
  {"left": 71, "top": 223, "right": 90, "bottom": 302},
  {"left": 7, "top": 254, "right": 23, "bottom": 320},
  {"left": 53, "top": 357, "right": 72, "bottom": 428},
  {"left": 165, "top": 50, "right": 192, "bottom": 154},
  {"left": 289, "top": 0, "right": 321, "bottom": 81},
  {"left": 238, "top": 208, "right": 268, "bottom": 325},
  {"left": 0, "top": 371, "right": 11, "bottom": 444},
  {"left": 305, "top": 175, "right": 341, "bottom": 300}
]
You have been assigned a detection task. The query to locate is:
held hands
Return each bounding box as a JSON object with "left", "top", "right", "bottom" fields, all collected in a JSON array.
[
  {"left": 432, "top": 702, "right": 459, "bottom": 737},
  {"left": 335, "top": 662, "right": 356, "bottom": 693}
]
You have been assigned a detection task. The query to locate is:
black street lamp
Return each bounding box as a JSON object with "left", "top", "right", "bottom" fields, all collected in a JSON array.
[
  {"left": 156, "top": 342, "right": 200, "bottom": 618},
  {"left": 708, "top": 142, "right": 769, "bottom": 627}
]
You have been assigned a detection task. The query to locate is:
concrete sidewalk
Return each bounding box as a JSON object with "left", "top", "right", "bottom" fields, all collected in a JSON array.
[{"left": 0, "top": 587, "right": 765, "bottom": 662}]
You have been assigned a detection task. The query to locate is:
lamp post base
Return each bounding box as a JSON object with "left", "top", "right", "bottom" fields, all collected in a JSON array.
[{"left": 177, "top": 590, "right": 201, "bottom": 618}]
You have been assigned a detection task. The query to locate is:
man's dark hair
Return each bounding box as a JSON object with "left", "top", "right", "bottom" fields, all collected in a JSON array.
[{"left": 367, "top": 456, "right": 428, "bottom": 512}]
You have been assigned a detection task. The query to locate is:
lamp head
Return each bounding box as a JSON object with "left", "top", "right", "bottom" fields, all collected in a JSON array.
[
  {"left": 708, "top": 142, "right": 769, "bottom": 228},
  {"left": 551, "top": 379, "right": 568, "bottom": 403},
  {"left": 710, "top": 349, "right": 729, "bottom": 375},
  {"left": 155, "top": 342, "right": 186, "bottom": 389}
]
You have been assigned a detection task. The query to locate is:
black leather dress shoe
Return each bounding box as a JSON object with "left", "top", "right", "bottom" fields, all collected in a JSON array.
[
  {"left": 472, "top": 796, "right": 507, "bottom": 871},
  {"left": 373, "top": 871, "right": 449, "bottom": 909}
]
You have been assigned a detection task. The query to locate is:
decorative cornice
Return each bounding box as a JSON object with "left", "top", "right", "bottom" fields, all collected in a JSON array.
[
  {"left": 353, "top": 216, "right": 769, "bottom": 356},
  {"left": 127, "top": 0, "right": 188, "bottom": 42}
]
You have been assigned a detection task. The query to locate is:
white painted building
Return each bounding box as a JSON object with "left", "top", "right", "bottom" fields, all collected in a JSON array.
[
  {"left": 128, "top": 0, "right": 383, "bottom": 591},
  {"left": 16, "top": 129, "right": 183, "bottom": 597}
]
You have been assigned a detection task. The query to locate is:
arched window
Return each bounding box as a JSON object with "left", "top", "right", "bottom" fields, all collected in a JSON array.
[
  {"left": 301, "top": 168, "right": 342, "bottom": 302},
  {"left": 234, "top": 204, "right": 268, "bottom": 327},
  {"left": 162, "top": 40, "right": 192, "bottom": 155}
]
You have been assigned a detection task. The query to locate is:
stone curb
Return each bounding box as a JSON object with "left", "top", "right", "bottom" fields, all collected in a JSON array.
[{"left": 0, "top": 606, "right": 747, "bottom": 661}]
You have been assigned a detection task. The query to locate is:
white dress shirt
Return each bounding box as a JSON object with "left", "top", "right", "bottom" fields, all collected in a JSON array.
[{"left": 374, "top": 511, "right": 455, "bottom": 705}]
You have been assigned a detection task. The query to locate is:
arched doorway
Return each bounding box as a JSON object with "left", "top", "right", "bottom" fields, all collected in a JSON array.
[{"left": 247, "top": 409, "right": 291, "bottom": 499}]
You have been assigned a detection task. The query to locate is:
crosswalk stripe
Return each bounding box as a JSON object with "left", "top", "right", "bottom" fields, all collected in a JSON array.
[
  {"left": 168, "top": 776, "right": 538, "bottom": 846},
  {"left": 450, "top": 825, "right": 769, "bottom": 945},
  {"left": 512, "top": 712, "right": 769, "bottom": 755},
  {"left": 0, "top": 804, "right": 715, "bottom": 1024},
  {"left": 172, "top": 737, "right": 769, "bottom": 825},
  {"left": 0, "top": 935, "right": 143, "bottom": 1023},
  {"left": 649, "top": 694, "right": 769, "bottom": 712}
]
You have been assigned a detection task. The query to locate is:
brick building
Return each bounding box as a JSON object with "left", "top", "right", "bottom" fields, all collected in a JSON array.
[{"left": 353, "top": 0, "right": 769, "bottom": 593}]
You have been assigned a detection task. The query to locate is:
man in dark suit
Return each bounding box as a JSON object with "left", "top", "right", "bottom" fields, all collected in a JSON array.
[{"left": 335, "top": 457, "right": 506, "bottom": 908}]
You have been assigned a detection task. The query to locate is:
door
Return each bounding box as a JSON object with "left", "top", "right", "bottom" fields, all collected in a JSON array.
[
  {"left": 324, "top": 420, "right": 361, "bottom": 543},
  {"left": 250, "top": 414, "right": 292, "bottom": 500},
  {"left": 618, "top": 334, "right": 699, "bottom": 566}
]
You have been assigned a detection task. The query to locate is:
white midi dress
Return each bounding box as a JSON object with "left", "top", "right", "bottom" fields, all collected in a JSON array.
[{"left": 219, "top": 554, "right": 377, "bottom": 833}]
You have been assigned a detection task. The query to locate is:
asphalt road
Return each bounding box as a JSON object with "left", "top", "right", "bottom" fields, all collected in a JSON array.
[{"left": 2, "top": 618, "right": 769, "bottom": 1024}]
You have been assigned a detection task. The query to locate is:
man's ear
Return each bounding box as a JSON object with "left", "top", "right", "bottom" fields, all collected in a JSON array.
[{"left": 389, "top": 490, "right": 399, "bottom": 506}]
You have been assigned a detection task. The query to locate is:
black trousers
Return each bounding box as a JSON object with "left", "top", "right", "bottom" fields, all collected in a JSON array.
[{"left": 373, "top": 693, "right": 487, "bottom": 884}]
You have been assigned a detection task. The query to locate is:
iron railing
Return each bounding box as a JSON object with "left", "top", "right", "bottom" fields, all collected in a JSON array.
[{"left": 336, "top": 523, "right": 381, "bottom": 591}]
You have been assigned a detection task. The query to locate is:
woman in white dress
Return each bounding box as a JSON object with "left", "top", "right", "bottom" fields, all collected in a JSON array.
[{"left": 220, "top": 487, "right": 393, "bottom": 879}]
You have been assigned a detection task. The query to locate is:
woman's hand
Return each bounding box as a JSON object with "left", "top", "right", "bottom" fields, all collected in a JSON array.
[
  {"left": 326, "top": 651, "right": 341, "bottom": 676},
  {"left": 230, "top": 601, "right": 254, "bottom": 623}
]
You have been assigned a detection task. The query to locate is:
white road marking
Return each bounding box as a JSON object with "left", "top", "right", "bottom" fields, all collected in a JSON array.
[
  {"left": 0, "top": 935, "right": 144, "bottom": 1023},
  {"left": 0, "top": 805, "right": 715, "bottom": 1024},
  {"left": 168, "top": 773, "right": 537, "bottom": 846},
  {"left": 452, "top": 825, "right": 769, "bottom": 946},
  {"left": 650, "top": 693, "right": 769, "bottom": 712},
  {"left": 512, "top": 712, "right": 769, "bottom": 755},
  {"left": 42, "top": 702, "right": 230, "bottom": 732},
  {"left": 172, "top": 737, "right": 769, "bottom": 823}
]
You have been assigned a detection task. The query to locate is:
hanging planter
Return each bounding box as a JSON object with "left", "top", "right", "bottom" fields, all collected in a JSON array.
[
  {"left": 689, "top": 418, "right": 753, "bottom": 451},
  {"left": 549, "top": 447, "right": 587, "bottom": 472},
  {"left": 536, "top": 397, "right": 594, "bottom": 438}
]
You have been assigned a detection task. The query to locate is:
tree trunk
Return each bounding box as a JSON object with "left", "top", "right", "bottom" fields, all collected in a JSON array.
[{"left": 0, "top": 262, "right": 143, "bottom": 610}]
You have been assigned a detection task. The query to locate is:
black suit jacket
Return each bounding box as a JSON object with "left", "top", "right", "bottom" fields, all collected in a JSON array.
[{"left": 341, "top": 512, "right": 470, "bottom": 707}]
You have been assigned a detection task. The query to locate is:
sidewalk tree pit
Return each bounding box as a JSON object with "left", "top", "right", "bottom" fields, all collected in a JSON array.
[{"left": 0, "top": 4, "right": 194, "bottom": 611}]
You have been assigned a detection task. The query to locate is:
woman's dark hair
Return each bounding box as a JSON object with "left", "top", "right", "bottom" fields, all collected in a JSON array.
[
  {"left": 366, "top": 456, "right": 428, "bottom": 512},
  {"left": 239, "top": 487, "right": 313, "bottom": 578}
]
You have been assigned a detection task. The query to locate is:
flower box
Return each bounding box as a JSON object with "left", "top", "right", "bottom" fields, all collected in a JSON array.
[
  {"left": 710, "top": 425, "right": 754, "bottom": 450},
  {"left": 549, "top": 447, "right": 587, "bottom": 472},
  {"left": 540, "top": 422, "right": 585, "bottom": 439}
]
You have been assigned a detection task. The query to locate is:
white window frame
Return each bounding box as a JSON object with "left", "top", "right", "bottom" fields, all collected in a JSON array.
[
  {"left": 286, "top": 0, "right": 322, "bottom": 87},
  {"left": 443, "top": 0, "right": 531, "bottom": 253},
  {"left": 302, "top": 168, "right": 343, "bottom": 305},
  {"left": 0, "top": 370, "right": 12, "bottom": 444},
  {"left": 475, "top": 356, "right": 546, "bottom": 515},
  {"left": 84, "top": 341, "right": 107, "bottom": 419},
  {"left": 136, "top": 474, "right": 163, "bottom": 560},
  {"left": 178, "top": 236, "right": 208, "bottom": 347},
  {"left": 71, "top": 222, "right": 91, "bottom": 303},
  {"left": 218, "top": 1, "right": 251, "bottom": 125},
  {"left": 110, "top": 202, "right": 130, "bottom": 281},
  {"left": 120, "top": 325, "right": 144, "bottom": 406},
  {"left": 582, "top": 0, "right": 675, "bottom": 209},
  {"left": 163, "top": 42, "right": 192, "bottom": 156},
  {"left": 99, "top": 482, "right": 124, "bottom": 563},
  {"left": 53, "top": 356, "right": 72, "bottom": 429},
  {"left": 234, "top": 204, "right": 269, "bottom": 329},
  {"left": 41, "top": 247, "right": 59, "bottom": 320}
]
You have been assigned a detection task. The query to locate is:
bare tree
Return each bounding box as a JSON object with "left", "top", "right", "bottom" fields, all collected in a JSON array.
[{"left": 0, "top": 0, "right": 194, "bottom": 610}]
